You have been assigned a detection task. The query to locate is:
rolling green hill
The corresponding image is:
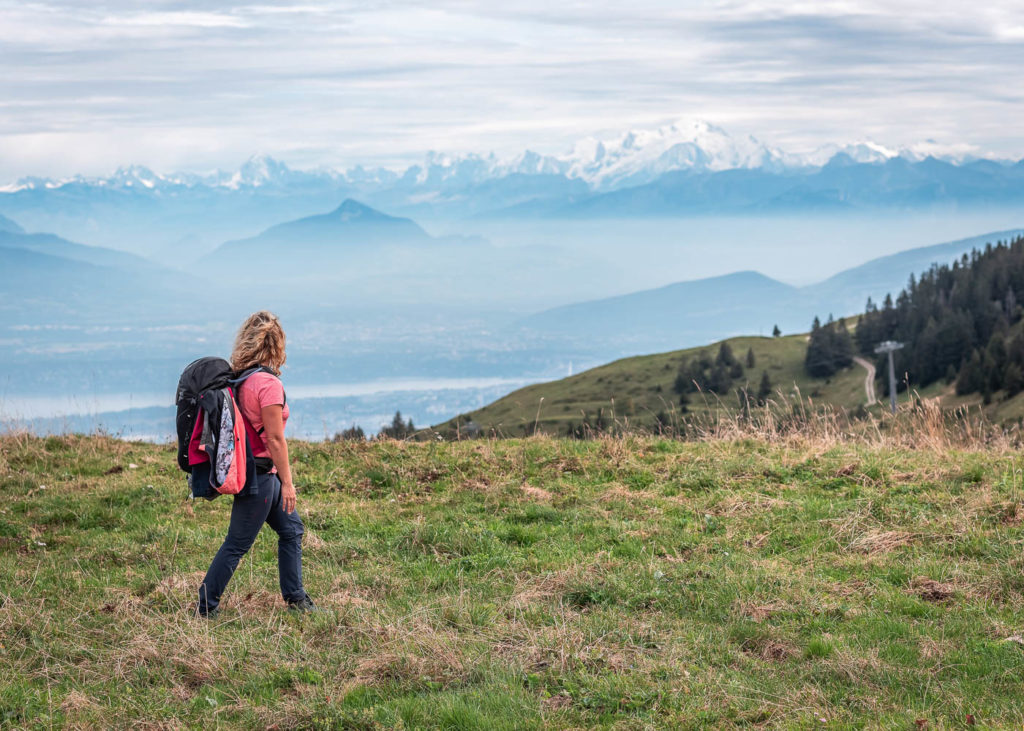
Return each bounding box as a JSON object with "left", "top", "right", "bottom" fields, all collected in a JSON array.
[
  {"left": 435, "top": 325, "right": 1024, "bottom": 439},
  {"left": 435, "top": 333, "right": 870, "bottom": 437}
]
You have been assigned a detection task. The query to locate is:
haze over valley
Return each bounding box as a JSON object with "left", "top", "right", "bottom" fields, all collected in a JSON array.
[{"left": 2, "top": 119, "right": 1023, "bottom": 437}]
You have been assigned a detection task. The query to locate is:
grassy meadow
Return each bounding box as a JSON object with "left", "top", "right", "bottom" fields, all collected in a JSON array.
[{"left": 3, "top": 429, "right": 1024, "bottom": 728}]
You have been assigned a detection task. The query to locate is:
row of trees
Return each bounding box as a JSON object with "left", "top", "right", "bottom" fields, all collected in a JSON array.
[
  {"left": 852, "top": 236, "right": 1024, "bottom": 400},
  {"left": 332, "top": 410, "right": 416, "bottom": 441},
  {"left": 672, "top": 342, "right": 773, "bottom": 406},
  {"left": 954, "top": 331, "right": 1024, "bottom": 402},
  {"left": 804, "top": 316, "right": 854, "bottom": 378},
  {"left": 673, "top": 342, "right": 748, "bottom": 396}
]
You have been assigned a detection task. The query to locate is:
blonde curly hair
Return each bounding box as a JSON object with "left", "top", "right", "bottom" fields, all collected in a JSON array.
[{"left": 230, "top": 310, "right": 286, "bottom": 375}]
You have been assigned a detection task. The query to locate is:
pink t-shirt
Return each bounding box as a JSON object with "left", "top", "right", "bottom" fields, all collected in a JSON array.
[{"left": 237, "top": 371, "right": 288, "bottom": 458}]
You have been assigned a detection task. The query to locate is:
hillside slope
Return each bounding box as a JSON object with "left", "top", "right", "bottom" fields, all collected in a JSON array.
[
  {"left": 435, "top": 333, "right": 868, "bottom": 437},
  {"left": 0, "top": 247, "right": 185, "bottom": 323},
  {"left": 0, "top": 229, "right": 169, "bottom": 274}
]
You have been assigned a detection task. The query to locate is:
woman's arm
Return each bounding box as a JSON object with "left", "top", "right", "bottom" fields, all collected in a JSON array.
[{"left": 260, "top": 404, "right": 296, "bottom": 513}]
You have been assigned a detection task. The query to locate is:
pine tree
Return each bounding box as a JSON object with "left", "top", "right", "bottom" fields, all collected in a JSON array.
[
  {"left": 333, "top": 425, "right": 366, "bottom": 441},
  {"left": 708, "top": 363, "right": 731, "bottom": 393},
  {"left": 983, "top": 351, "right": 1001, "bottom": 394},
  {"left": 746, "top": 348, "right": 756, "bottom": 368},
  {"left": 1005, "top": 363, "right": 1024, "bottom": 398},
  {"left": 772, "top": 325, "right": 781, "bottom": 338},
  {"left": 716, "top": 342, "right": 736, "bottom": 368},
  {"left": 805, "top": 316, "right": 834, "bottom": 378},
  {"left": 757, "top": 370, "right": 772, "bottom": 404},
  {"left": 986, "top": 333, "right": 1008, "bottom": 372},
  {"left": 805, "top": 315, "right": 855, "bottom": 378},
  {"left": 382, "top": 410, "right": 411, "bottom": 439},
  {"left": 956, "top": 351, "right": 984, "bottom": 395},
  {"left": 833, "top": 318, "right": 854, "bottom": 368},
  {"left": 673, "top": 360, "right": 688, "bottom": 395}
]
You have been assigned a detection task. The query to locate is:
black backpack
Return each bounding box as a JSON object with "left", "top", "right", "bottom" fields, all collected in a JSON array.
[{"left": 175, "top": 357, "right": 233, "bottom": 473}]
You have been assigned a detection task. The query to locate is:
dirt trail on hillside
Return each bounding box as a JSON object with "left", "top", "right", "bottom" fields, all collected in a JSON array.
[{"left": 853, "top": 357, "right": 877, "bottom": 405}]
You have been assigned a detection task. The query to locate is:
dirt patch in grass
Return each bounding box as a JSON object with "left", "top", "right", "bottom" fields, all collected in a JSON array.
[
  {"left": 100, "top": 588, "right": 146, "bottom": 614},
  {"left": 912, "top": 577, "right": 956, "bottom": 602},
  {"left": 829, "top": 578, "right": 872, "bottom": 599},
  {"left": 743, "top": 638, "right": 798, "bottom": 662},
  {"left": 458, "top": 477, "right": 493, "bottom": 493},
  {"left": 543, "top": 692, "right": 573, "bottom": 711},
  {"left": 546, "top": 456, "right": 584, "bottom": 475},
  {"left": 233, "top": 587, "right": 283, "bottom": 612}
]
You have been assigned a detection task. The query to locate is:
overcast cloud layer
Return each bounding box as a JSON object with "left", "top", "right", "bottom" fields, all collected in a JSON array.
[{"left": 2, "top": 0, "right": 1023, "bottom": 178}]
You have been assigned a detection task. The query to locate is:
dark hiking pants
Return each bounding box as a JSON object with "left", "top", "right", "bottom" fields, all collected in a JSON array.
[{"left": 197, "top": 473, "right": 308, "bottom": 614}]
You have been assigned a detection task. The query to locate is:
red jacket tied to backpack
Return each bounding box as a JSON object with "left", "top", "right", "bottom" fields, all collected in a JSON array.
[{"left": 175, "top": 357, "right": 279, "bottom": 498}]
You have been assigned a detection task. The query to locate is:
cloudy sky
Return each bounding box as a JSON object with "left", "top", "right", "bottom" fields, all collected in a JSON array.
[{"left": 2, "top": 0, "right": 1023, "bottom": 178}]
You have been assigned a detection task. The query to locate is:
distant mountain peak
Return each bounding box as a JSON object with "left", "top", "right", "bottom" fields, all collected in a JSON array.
[
  {"left": 0, "top": 120, "right": 1014, "bottom": 201},
  {"left": 109, "top": 165, "right": 160, "bottom": 188},
  {"left": 806, "top": 138, "right": 989, "bottom": 168},
  {"left": 228, "top": 154, "right": 294, "bottom": 188},
  {"left": 210, "top": 199, "right": 432, "bottom": 261},
  {"left": 560, "top": 117, "right": 787, "bottom": 189},
  {"left": 330, "top": 198, "right": 381, "bottom": 219}
]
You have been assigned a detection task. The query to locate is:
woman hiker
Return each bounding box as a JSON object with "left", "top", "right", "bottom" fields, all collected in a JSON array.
[{"left": 197, "top": 311, "right": 317, "bottom": 616}]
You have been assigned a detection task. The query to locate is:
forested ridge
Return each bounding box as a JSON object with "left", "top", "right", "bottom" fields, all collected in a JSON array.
[{"left": 807, "top": 234, "right": 1024, "bottom": 402}]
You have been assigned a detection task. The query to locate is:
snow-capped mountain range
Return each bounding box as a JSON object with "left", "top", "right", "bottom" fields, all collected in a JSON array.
[{"left": 0, "top": 119, "right": 1002, "bottom": 195}]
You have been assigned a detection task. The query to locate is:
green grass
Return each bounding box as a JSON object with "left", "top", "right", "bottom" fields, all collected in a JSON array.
[
  {"left": 3, "top": 433, "right": 1024, "bottom": 728},
  {"left": 436, "top": 334, "right": 869, "bottom": 437}
]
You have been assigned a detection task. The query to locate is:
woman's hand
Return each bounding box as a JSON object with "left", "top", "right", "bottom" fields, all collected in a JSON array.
[{"left": 281, "top": 481, "right": 297, "bottom": 514}]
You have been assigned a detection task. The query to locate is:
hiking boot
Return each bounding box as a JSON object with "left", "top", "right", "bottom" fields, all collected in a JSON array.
[
  {"left": 286, "top": 597, "right": 321, "bottom": 614},
  {"left": 197, "top": 606, "right": 221, "bottom": 619}
]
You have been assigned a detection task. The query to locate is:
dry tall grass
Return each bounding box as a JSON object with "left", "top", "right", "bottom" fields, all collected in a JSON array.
[{"left": 541, "top": 389, "right": 1018, "bottom": 453}]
